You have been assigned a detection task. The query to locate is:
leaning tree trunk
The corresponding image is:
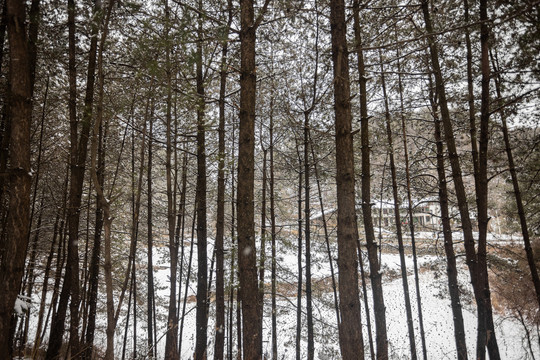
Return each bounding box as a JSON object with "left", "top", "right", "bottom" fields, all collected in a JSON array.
[
  {"left": 490, "top": 51, "right": 540, "bottom": 308},
  {"left": 477, "top": 2, "right": 500, "bottom": 358},
  {"left": 379, "top": 52, "right": 417, "bottom": 360},
  {"left": 430, "top": 77, "right": 469, "bottom": 360},
  {"left": 420, "top": 1, "right": 500, "bottom": 359},
  {"left": 352, "top": 2, "right": 387, "bottom": 358}
]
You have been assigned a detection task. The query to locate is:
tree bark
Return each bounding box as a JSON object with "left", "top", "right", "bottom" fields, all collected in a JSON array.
[
  {"left": 195, "top": 0, "right": 208, "bottom": 355},
  {"left": 352, "top": 2, "right": 387, "bottom": 358},
  {"left": 0, "top": 1, "right": 33, "bottom": 355},
  {"left": 237, "top": 0, "right": 269, "bottom": 357},
  {"left": 330, "top": 0, "right": 365, "bottom": 358},
  {"left": 491, "top": 51, "right": 540, "bottom": 309},
  {"left": 214, "top": 3, "right": 232, "bottom": 359},
  {"left": 420, "top": 2, "right": 499, "bottom": 359},
  {"left": 379, "top": 52, "right": 417, "bottom": 360},
  {"left": 164, "top": 0, "right": 179, "bottom": 357},
  {"left": 430, "top": 77, "right": 469, "bottom": 360},
  {"left": 295, "top": 143, "right": 303, "bottom": 360}
]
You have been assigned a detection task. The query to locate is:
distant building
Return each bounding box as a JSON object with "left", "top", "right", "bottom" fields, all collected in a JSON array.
[{"left": 371, "top": 199, "right": 441, "bottom": 230}]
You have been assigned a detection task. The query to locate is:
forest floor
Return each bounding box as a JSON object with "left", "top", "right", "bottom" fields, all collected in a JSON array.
[{"left": 20, "top": 231, "right": 540, "bottom": 359}]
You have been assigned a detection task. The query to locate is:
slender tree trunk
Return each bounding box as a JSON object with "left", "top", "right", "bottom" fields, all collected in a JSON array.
[
  {"left": 303, "top": 112, "right": 314, "bottom": 360},
  {"left": 430, "top": 77, "right": 469, "bottom": 360},
  {"left": 259, "top": 148, "right": 267, "bottom": 355},
  {"left": 309, "top": 133, "right": 341, "bottom": 334},
  {"left": 477, "top": 2, "right": 500, "bottom": 358},
  {"left": 352, "top": 2, "right": 387, "bottom": 358},
  {"left": 214, "top": 3, "right": 232, "bottom": 358},
  {"left": 420, "top": 2, "right": 499, "bottom": 359},
  {"left": 21, "top": 70, "right": 47, "bottom": 355},
  {"left": 195, "top": 0, "right": 208, "bottom": 355},
  {"left": 47, "top": 0, "right": 101, "bottom": 356},
  {"left": 330, "top": 0, "right": 365, "bottom": 358},
  {"left": 83, "top": 116, "right": 104, "bottom": 360},
  {"left": 147, "top": 92, "right": 156, "bottom": 359},
  {"left": 176, "top": 148, "right": 187, "bottom": 357},
  {"left": 295, "top": 144, "right": 303, "bottom": 360},
  {"left": 228, "top": 126, "right": 237, "bottom": 360},
  {"left": 395, "top": 45, "right": 428, "bottom": 359},
  {"left": 379, "top": 52, "right": 417, "bottom": 360},
  {"left": 164, "top": 0, "right": 179, "bottom": 357},
  {"left": 179, "top": 206, "right": 196, "bottom": 358},
  {"left": 491, "top": 52, "right": 540, "bottom": 308},
  {"left": 269, "top": 97, "right": 278, "bottom": 360},
  {"left": 32, "top": 199, "right": 62, "bottom": 357},
  {"left": 463, "top": 0, "right": 479, "bottom": 182}
]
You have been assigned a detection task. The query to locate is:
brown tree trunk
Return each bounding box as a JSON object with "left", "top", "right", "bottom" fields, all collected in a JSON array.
[
  {"left": 179, "top": 201, "right": 196, "bottom": 358},
  {"left": 269, "top": 109, "right": 278, "bottom": 360},
  {"left": 395, "top": 43, "right": 428, "bottom": 359},
  {"left": 352, "top": 2, "right": 387, "bottom": 358},
  {"left": 491, "top": 51, "right": 540, "bottom": 308},
  {"left": 259, "top": 147, "right": 267, "bottom": 355},
  {"left": 295, "top": 143, "right": 303, "bottom": 360},
  {"left": 147, "top": 93, "right": 156, "bottom": 359},
  {"left": 430, "top": 77, "right": 469, "bottom": 360},
  {"left": 164, "top": 0, "right": 179, "bottom": 357},
  {"left": 379, "top": 52, "right": 417, "bottom": 360},
  {"left": 47, "top": 0, "right": 101, "bottom": 357},
  {"left": 214, "top": 3, "right": 232, "bottom": 359},
  {"left": 330, "top": 0, "right": 365, "bottom": 358},
  {"left": 463, "top": 0, "right": 479, "bottom": 183},
  {"left": 237, "top": 0, "right": 270, "bottom": 357},
  {"left": 310, "top": 132, "right": 341, "bottom": 335},
  {"left": 195, "top": 0, "right": 208, "bottom": 355},
  {"left": 477, "top": 2, "right": 500, "bottom": 358},
  {"left": 420, "top": 2, "right": 499, "bottom": 359},
  {"left": 0, "top": 1, "right": 33, "bottom": 355}
]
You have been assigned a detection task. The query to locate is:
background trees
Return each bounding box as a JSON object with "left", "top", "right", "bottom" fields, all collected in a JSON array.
[{"left": 0, "top": 0, "right": 539, "bottom": 359}]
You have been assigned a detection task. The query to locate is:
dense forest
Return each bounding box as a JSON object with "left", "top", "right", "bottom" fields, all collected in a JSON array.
[{"left": 0, "top": 0, "right": 539, "bottom": 359}]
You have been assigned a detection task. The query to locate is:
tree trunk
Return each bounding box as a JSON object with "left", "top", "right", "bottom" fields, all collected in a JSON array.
[
  {"left": 310, "top": 132, "right": 341, "bottom": 334},
  {"left": 147, "top": 92, "right": 156, "bottom": 359},
  {"left": 259, "top": 147, "right": 267, "bottom": 355},
  {"left": 179, "top": 205, "right": 196, "bottom": 358},
  {"left": 269, "top": 96, "right": 278, "bottom": 360},
  {"left": 420, "top": 2, "right": 499, "bottom": 359},
  {"left": 164, "top": 0, "right": 179, "bottom": 357},
  {"left": 491, "top": 51, "right": 540, "bottom": 308},
  {"left": 195, "top": 0, "right": 208, "bottom": 355},
  {"left": 330, "top": 0, "right": 365, "bottom": 358},
  {"left": 237, "top": 0, "right": 268, "bottom": 357},
  {"left": 352, "top": 2, "right": 387, "bottom": 358},
  {"left": 214, "top": 3, "right": 232, "bottom": 358},
  {"left": 379, "top": 52, "right": 417, "bottom": 360},
  {"left": 303, "top": 112, "right": 314, "bottom": 360},
  {"left": 477, "top": 2, "right": 500, "bottom": 358},
  {"left": 295, "top": 143, "right": 303, "bottom": 360},
  {"left": 395, "top": 44, "right": 428, "bottom": 359},
  {"left": 430, "top": 77, "right": 469, "bottom": 360},
  {"left": 0, "top": 0, "right": 32, "bottom": 354}
]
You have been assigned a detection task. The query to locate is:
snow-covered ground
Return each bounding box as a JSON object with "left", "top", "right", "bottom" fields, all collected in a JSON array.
[{"left": 21, "top": 231, "right": 539, "bottom": 359}]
